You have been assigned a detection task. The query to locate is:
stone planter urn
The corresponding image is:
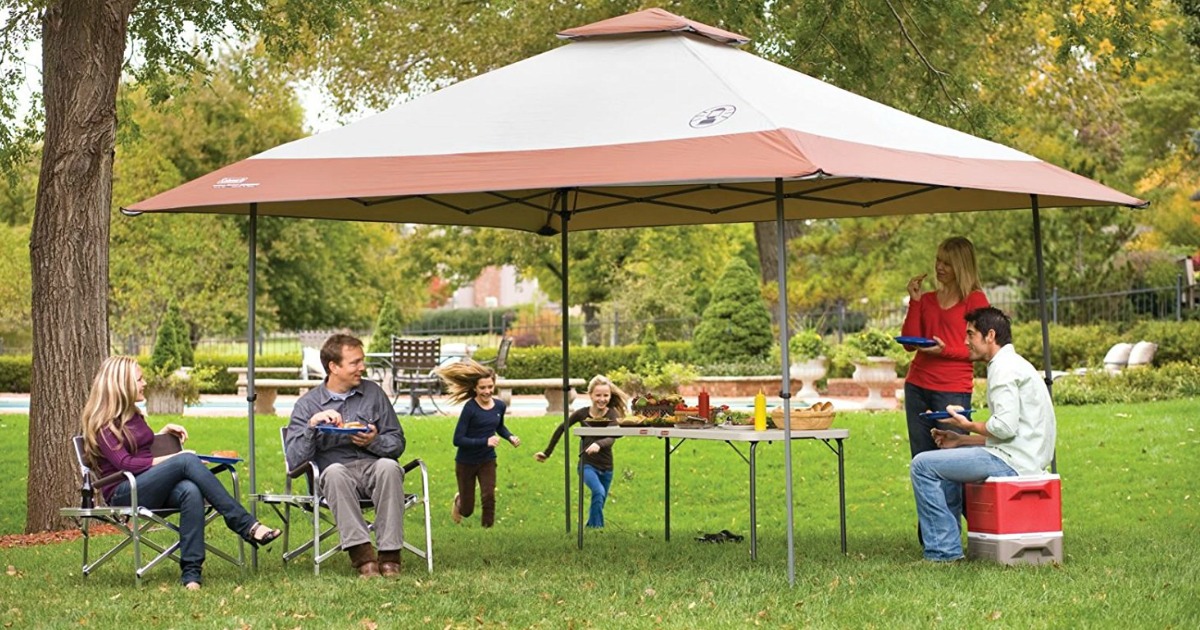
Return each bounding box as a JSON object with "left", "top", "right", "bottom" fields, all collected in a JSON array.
[
  {"left": 852, "top": 357, "right": 897, "bottom": 410},
  {"left": 145, "top": 387, "right": 185, "bottom": 415},
  {"left": 789, "top": 357, "right": 827, "bottom": 400}
]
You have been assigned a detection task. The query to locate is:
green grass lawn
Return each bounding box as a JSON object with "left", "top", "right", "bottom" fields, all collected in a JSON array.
[{"left": 0, "top": 400, "right": 1197, "bottom": 628}]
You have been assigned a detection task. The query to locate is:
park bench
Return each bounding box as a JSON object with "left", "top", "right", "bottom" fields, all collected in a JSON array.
[
  {"left": 230, "top": 375, "right": 324, "bottom": 416},
  {"left": 494, "top": 378, "right": 585, "bottom": 413},
  {"left": 228, "top": 367, "right": 302, "bottom": 396}
]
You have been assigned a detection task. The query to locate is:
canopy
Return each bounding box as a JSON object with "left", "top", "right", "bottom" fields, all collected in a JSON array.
[
  {"left": 126, "top": 7, "right": 1144, "bottom": 226},
  {"left": 127, "top": 8, "right": 1144, "bottom": 584}
]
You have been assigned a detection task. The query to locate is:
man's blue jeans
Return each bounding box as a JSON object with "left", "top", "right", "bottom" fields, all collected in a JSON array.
[
  {"left": 910, "top": 447, "right": 1016, "bottom": 561},
  {"left": 581, "top": 464, "right": 613, "bottom": 528},
  {"left": 110, "top": 453, "right": 255, "bottom": 584}
]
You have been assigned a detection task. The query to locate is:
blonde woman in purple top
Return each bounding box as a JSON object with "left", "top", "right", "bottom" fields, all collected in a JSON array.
[{"left": 81, "top": 356, "right": 279, "bottom": 590}]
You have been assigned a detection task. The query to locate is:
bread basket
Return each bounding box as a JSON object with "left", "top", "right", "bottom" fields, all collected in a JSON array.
[{"left": 771, "top": 402, "right": 836, "bottom": 430}]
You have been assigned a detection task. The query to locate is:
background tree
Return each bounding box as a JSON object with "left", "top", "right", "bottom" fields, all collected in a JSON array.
[
  {"left": 0, "top": 0, "right": 377, "bottom": 533},
  {"left": 367, "top": 296, "right": 407, "bottom": 355},
  {"left": 692, "top": 257, "right": 774, "bottom": 365}
]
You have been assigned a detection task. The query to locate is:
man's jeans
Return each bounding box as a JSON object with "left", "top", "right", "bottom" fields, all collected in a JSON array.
[
  {"left": 910, "top": 447, "right": 1016, "bottom": 561},
  {"left": 110, "top": 453, "right": 255, "bottom": 584},
  {"left": 581, "top": 464, "right": 613, "bottom": 528}
]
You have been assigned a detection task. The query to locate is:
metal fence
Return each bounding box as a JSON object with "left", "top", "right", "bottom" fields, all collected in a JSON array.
[{"left": 0, "top": 282, "right": 1191, "bottom": 356}]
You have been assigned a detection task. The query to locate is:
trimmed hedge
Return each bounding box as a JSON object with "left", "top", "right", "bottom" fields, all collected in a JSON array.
[
  {"left": 194, "top": 352, "right": 305, "bottom": 394},
  {"left": 0, "top": 355, "right": 31, "bottom": 392}
]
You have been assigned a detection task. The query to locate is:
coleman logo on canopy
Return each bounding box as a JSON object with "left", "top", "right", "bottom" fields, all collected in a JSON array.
[
  {"left": 689, "top": 105, "right": 736, "bottom": 129},
  {"left": 213, "top": 177, "right": 260, "bottom": 189}
]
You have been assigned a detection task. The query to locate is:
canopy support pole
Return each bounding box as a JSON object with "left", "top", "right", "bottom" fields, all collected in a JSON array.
[
  {"left": 558, "top": 191, "right": 573, "bottom": 536},
  {"left": 1030, "top": 194, "right": 1056, "bottom": 473},
  {"left": 774, "top": 179, "right": 796, "bottom": 585},
  {"left": 246, "top": 203, "right": 259, "bottom": 570}
]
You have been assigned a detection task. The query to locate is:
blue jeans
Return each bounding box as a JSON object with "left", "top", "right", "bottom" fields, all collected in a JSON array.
[
  {"left": 581, "top": 464, "right": 613, "bottom": 528},
  {"left": 910, "top": 447, "right": 1016, "bottom": 561},
  {"left": 110, "top": 453, "right": 255, "bottom": 584},
  {"left": 904, "top": 382, "right": 973, "bottom": 458}
]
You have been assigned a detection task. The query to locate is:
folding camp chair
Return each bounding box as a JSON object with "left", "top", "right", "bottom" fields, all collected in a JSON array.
[
  {"left": 391, "top": 336, "right": 443, "bottom": 415},
  {"left": 59, "top": 434, "right": 245, "bottom": 585},
  {"left": 252, "top": 426, "right": 433, "bottom": 574}
]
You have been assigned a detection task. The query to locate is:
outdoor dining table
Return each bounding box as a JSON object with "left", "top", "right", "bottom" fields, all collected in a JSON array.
[{"left": 572, "top": 425, "right": 849, "bottom": 559}]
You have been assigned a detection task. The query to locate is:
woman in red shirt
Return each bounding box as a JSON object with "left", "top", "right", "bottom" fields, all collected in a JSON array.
[{"left": 900, "top": 236, "right": 989, "bottom": 459}]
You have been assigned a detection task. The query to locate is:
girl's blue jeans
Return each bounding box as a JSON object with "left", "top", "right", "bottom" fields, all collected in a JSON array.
[{"left": 581, "top": 464, "right": 613, "bottom": 528}]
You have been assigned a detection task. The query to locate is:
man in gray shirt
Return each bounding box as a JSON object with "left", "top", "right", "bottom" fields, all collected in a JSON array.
[
  {"left": 285, "top": 333, "right": 406, "bottom": 578},
  {"left": 910, "top": 307, "right": 1056, "bottom": 562}
]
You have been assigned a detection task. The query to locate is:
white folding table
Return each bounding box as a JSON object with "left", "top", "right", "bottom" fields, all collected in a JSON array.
[{"left": 573, "top": 425, "right": 849, "bottom": 558}]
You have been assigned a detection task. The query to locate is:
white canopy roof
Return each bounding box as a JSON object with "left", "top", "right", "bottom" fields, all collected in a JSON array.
[{"left": 128, "top": 8, "right": 1144, "bottom": 231}]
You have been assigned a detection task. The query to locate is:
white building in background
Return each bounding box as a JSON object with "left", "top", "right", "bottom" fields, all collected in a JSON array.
[{"left": 447, "top": 265, "right": 545, "bottom": 309}]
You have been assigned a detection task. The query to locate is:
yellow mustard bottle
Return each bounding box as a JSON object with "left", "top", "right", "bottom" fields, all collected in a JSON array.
[{"left": 753, "top": 389, "right": 767, "bottom": 431}]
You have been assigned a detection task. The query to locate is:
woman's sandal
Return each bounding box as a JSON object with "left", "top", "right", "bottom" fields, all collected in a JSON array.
[{"left": 246, "top": 522, "right": 281, "bottom": 548}]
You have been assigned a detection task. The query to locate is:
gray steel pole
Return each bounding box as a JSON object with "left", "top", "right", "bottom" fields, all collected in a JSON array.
[
  {"left": 246, "top": 203, "right": 258, "bottom": 569},
  {"left": 775, "top": 178, "right": 796, "bottom": 585}
]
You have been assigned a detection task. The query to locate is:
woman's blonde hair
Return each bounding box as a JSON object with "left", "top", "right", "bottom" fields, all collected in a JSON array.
[
  {"left": 937, "top": 236, "right": 982, "bottom": 301},
  {"left": 80, "top": 356, "right": 142, "bottom": 470},
  {"left": 587, "top": 375, "right": 629, "bottom": 417},
  {"left": 435, "top": 360, "right": 498, "bottom": 404}
]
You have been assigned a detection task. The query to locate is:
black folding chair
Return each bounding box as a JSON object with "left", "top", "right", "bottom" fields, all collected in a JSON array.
[
  {"left": 253, "top": 427, "right": 433, "bottom": 574},
  {"left": 59, "top": 434, "right": 245, "bottom": 585},
  {"left": 391, "top": 336, "right": 443, "bottom": 415}
]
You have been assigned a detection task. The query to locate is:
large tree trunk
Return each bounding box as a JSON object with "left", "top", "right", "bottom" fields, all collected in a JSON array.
[
  {"left": 753, "top": 219, "right": 807, "bottom": 285},
  {"left": 27, "top": 0, "right": 136, "bottom": 533}
]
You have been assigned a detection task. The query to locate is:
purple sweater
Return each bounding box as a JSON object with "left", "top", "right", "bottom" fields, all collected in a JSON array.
[{"left": 94, "top": 413, "right": 155, "bottom": 503}]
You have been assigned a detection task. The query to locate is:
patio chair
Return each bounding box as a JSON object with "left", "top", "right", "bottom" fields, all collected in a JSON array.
[
  {"left": 252, "top": 427, "right": 433, "bottom": 575},
  {"left": 59, "top": 434, "right": 245, "bottom": 585},
  {"left": 391, "top": 336, "right": 443, "bottom": 415},
  {"left": 478, "top": 336, "right": 513, "bottom": 377}
]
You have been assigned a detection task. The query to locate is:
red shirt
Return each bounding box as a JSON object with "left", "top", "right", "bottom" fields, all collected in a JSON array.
[{"left": 901, "top": 290, "right": 989, "bottom": 392}]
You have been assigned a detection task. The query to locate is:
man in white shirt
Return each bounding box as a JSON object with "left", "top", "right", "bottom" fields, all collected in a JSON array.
[{"left": 910, "top": 306, "right": 1057, "bottom": 562}]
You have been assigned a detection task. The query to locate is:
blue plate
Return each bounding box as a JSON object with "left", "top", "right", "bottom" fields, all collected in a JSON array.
[
  {"left": 895, "top": 336, "right": 937, "bottom": 348},
  {"left": 198, "top": 454, "right": 242, "bottom": 465},
  {"left": 919, "top": 409, "right": 974, "bottom": 421},
  {"left": 317, "top": 425, "right": 370, "bottom": 434}
]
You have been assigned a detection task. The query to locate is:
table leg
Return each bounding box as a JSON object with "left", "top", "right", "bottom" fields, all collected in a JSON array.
[
  {"left": 577, "top": 437, "right": 585, "bottom": 549},
  {"left": 837, "top": 438, "right": 847, "bottom": 554},
  {"left": 749, "top": 441, "right": 758, "bottom": 560},
  {"left": 664, "top": 437, "right": 671, "bottom": 542}
]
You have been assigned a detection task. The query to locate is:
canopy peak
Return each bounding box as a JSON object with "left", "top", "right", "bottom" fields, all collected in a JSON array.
[{"left": 557, "top": 8, "right": 750, "bottom": 46}]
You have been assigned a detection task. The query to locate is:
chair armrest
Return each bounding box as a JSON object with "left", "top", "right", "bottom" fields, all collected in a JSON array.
[
  {"left": 287, "top": 461, "right": 315, "bottom": 480},
  {"left": 93, "top": 470, "right": 134, "bottom": 490},
  {"left": 402, "top": 458, "right": 423, "bottom": 474}
]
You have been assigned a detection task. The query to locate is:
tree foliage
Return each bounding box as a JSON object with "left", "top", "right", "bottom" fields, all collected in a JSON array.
[{"left": 692, "top": 257, "right": 774, "bottom": 364}]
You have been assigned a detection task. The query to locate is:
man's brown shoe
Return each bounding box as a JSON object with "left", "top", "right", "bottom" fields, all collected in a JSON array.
[
  {"left": 380, "top": 562, "right": 401, "bottom": 577},
  {"left": 357, "top": 561, "right": 380, "bottom": 578},
  {"left": 451, "top": 492, "right": 462, "bottom": 524}
]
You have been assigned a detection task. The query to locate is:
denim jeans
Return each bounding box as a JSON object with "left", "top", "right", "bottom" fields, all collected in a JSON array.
[
  {"left": 904, "top": 382, "right": 973, "bottom": 458},
  {"left": 581, "top": 464, "right": 613, "bottom": 528},
  {"left": 910, "top": 447, "right": 1016, "bottom": 561},
  {"left": 110, "top": 453, "right": 255, "bottom": 584}
]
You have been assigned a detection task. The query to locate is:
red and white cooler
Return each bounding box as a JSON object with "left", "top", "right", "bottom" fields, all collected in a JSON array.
[{"left": 965, "top": 474, "right": 1063, "bottom": 565}]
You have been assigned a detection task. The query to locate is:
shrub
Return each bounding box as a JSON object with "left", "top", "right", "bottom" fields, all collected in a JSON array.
[
  {"left": 636, "top": 323, "right": 663, "bottom": 372},
  {"left": 368, "top": 296, "right": 407, "bottom": 354},
  {"left": 691, "top": 258, "right": 774, "bottom": 364},
  {"left": 1050, "top": 362, "right": 1200, "bottom": 405},
  {"left": 408, "top": 307, "right": 512, "bottom": 334},
  {"left": 150, "top": 302, "right": 193, "bottom": 371},
  {"left": 0, "top": 355, "right": 31, "bottom": 392},
  {"left": 788, "top": 329, "right": 829, "bottom": 361}
]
